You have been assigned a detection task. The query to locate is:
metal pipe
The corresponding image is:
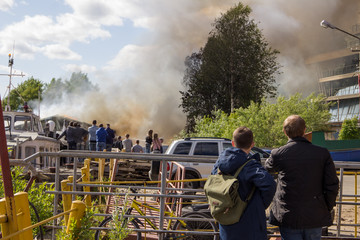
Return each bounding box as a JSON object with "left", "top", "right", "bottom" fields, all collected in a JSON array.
[
  {"left": 0, "top": 97, "right": 19, "bottom": 237},
  {"left": 52, "top": 154, "right": 60, "bottom": 239},
  {"left": 72, "top": 157, "right": 78, "bottom": 201},
  {"left": 45, "top": 190, "right": 205, "bottom": 199},
  {"left": 159, "top": 159, "right": 168, "bottom": 240},
  {"left": 337, "top": 168, "right": 344, "bottom": 237}
]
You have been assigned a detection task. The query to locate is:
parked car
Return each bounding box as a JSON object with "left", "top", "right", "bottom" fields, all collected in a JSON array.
[{"left": 148, "top": 137, "right": 270, "bottom": 188}]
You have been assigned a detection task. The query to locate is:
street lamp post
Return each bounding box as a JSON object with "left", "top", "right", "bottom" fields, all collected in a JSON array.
[
  {"left": 321, "top": 19, "right": 360, "bottom": 123},
  {"left": 321, "top": 20, "right": 360, "bottom": 40}
]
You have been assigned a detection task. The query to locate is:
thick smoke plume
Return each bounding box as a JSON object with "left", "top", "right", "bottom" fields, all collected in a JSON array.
[{"left": 41, "top": 0, "right": 359, "bottom": 142}]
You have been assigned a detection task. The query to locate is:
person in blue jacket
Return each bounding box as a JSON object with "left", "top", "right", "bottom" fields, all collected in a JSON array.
[
  {"left": 211, "top": 126, "right": 276, "bottom": 240},
  {"left": 96, "top": 124, "right": 108, "bottom": 152}
]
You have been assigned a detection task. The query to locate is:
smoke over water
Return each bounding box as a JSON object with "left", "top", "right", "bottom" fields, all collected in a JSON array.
[{"left": 41, "top": 0, "right": 359, "bottom": 142}]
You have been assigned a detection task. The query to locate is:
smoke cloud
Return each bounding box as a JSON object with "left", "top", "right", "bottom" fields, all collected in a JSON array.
[{"left": 40, "top": 0, "right": 359, "bottom": 142}]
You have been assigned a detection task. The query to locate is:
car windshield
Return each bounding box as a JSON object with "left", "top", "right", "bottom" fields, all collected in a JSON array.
[{"left": 250, "top": 147, "right": 270, "bottom": 158}]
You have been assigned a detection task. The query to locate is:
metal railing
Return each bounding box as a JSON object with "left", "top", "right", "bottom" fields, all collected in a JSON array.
[{"left": 21, "top": 151, "right": 360, "bottom": 239}]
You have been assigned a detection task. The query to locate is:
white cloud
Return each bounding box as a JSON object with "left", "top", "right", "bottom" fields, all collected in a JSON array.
[
  {"left": 64, "top": 0, "right": 145, "bottom": 26},
  {"left": 43, "top": 44, "right": 81, "bottom": 60},
  {"left": 0, "top": 0, "right": 14, "bottom": 11},
  {"left": 0, "top": 5, "right": 112, "bottom": 60}
]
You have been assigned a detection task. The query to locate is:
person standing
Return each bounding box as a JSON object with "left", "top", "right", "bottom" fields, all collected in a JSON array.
[
  {"left": 114, "top": 136, "right": 123, "bottom": 152},
  {"left": 151, "top": 133, "right": 162, "bottom": 153},
  {"left": 145, "top": 130, "right": 153, "bottom": 153},
  {"left": 96, "top": 124, "right": 108, "bottom": 152},
  {"left": 265, "top": 115, "right": 339, "bottom": 240},
  {"left": 88, "top": 120, "right": 98, "bottom": 151},
  {"left": 122, "top": 134, "right": 133, "bottom": 152},
  {"left": 57, "top": 121, "right": 76, "bottom": 150},
  {"left": 45, "top": 120, "right": 56, "bottom": 138},
  {"left": 73, "top": 122, "right": 88, "bottom": 150},
  {"left": 131, "top": 140, "right": 143, "bottom": 153},
  {"left": 211, "top": 126, "right": 276, "bottom": 240},
  {"left": 105, "top": 123, "right": 115, "bottom": 152},
  {"left": 159, "top": 137, "right": 164, "bottom": 153}
]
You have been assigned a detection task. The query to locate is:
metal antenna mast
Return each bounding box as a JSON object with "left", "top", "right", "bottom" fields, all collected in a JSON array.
[{"left": 0, "top": 43, "right": 25, "bottom": 111}]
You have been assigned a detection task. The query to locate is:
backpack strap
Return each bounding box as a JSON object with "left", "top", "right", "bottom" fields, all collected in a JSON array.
[
  {"left": 234, "top": 159, "right": 256, "bottom": 202},
  {"left": 233, "top": 159, "right": 253, "bottom": 177}
]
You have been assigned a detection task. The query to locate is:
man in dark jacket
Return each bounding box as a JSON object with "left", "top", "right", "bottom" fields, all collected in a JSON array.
[
  {"left": 265, "top": 115, "right": 339, "bottom": 240},
  {"left": 211, "top": 126, "right": 276, "bottom": 240},
  {"left": 105, "top": 123, "right": 115, "bottom": 152}
]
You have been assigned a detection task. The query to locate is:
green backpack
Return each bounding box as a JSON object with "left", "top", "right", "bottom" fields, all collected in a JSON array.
[{"left": 204, "top": 159, "right": 255, "bottom": 225}]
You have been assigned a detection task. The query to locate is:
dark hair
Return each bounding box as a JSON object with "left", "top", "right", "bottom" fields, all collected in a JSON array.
[
  {"left": 283, "top": 115, "right": 306, "bottom": 139},
  {"left": 126, "top": 134, "right": 130, "bottom": 138},
  {"left": 107, "top": 123, "right": 110, "bottom": 127},
  {"left": 99, "top": 124, "right": 103, "bottom": 127},
  {"left": 92, "top": 120, "right": 97, "bottom": 125},
  {"left": 233, "top": 127, "right": 253, "bottom": 149},
  {"left": 136, "top": 139, "right": 140, "bottom": 144}
]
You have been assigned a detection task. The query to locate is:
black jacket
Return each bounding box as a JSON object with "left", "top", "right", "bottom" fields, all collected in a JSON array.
[{"left": 265, "top": 137, "right": 339, "bottom": 228}]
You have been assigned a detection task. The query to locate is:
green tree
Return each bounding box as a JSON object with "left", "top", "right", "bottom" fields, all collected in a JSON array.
[
  {"left": 338, "top": 117, "right": 360, "bottom": 140},
  {"left": 180, "top": 93, "right": 332, "bottom": 148},
  {"left": 180, "top": 3, "right": 280, "bottom": 132},
  {"left": 43, "top": 72, "right": 98, "bottom": 103},
  {"left": 3, "top": 77, "right": 44, "bottom": 111}
]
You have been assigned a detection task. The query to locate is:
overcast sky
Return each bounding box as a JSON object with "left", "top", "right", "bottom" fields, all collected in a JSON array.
[{"left": 0, "top": 0, "right": 355, "bottom": 140}]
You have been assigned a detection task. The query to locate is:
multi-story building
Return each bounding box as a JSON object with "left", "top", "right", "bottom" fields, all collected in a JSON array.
[{"left": 307, "top": 24, "right": 360, "bottom": 137}]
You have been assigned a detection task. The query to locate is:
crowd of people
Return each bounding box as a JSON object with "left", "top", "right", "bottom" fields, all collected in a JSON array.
[{"left": 56, "top": 120, "right": 163, "bottom": 154}]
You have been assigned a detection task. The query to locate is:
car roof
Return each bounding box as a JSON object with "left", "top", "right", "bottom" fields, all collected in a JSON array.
[{"left": 181, "top": 137, "right": 231, "bottom": 141}]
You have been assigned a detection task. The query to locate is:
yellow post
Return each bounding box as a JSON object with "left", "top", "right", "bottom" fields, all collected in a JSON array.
[
  {"left": 84, "top": 158, "right": 91, "bottom": 168},
  {"left": 355, "top": 172, "right": 358, "bottom": 238},
  {"left": 0, "top": 197, "right": 10, "bottom": 237},
  {"left": 61, "top": 180, "right": 72, "bottom": 225},
  {"left": 98, "top": 158, "right": 105, "bottom": 183},
  {"left": 81, "top": 166, "right": 91, "bottom": 207},
  {"left": 14, "top": 192, "right": 32, "bottom": 240},
  {"left": 109, "top": 158, "right": 114, "bottom": 179},
  {"left": 0, "top": 192, "right": 32, "bottom": 240},
  {"left": 68, "top": 176, "right": 74, "bottom": 192},
  {"left": 98, "top": 158, "right": 105, "bottom": 204},
  {"left": 66, "top": 200, "right": 86, "bottom": 234}
]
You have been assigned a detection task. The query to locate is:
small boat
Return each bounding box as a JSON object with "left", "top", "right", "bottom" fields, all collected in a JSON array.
[{"left": 2, "top": 53, "right": 60, "bottom": 169}]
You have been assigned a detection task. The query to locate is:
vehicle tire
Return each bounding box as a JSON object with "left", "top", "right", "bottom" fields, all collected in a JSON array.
[
  {"left": 94, "top": 216, "right": 141, "bottom": 240},
  {"left": 170, "top": 211, "right": 219, "bottom": 240},
  {"left": 183, "top": 171, "right": 200, "bottom": 190}
]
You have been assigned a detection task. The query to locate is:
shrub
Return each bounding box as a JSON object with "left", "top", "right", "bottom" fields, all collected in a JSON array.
[{"left": 338, "top": 117, "right": 360, "bottom": 140}]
